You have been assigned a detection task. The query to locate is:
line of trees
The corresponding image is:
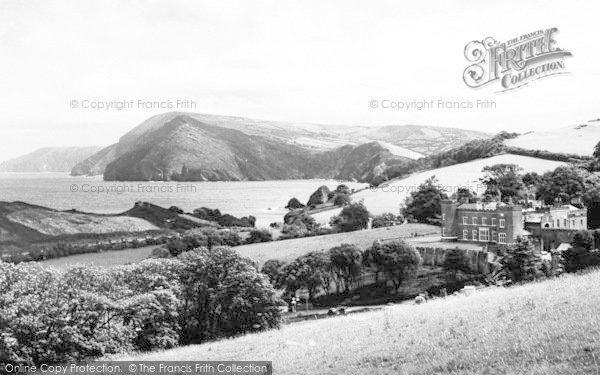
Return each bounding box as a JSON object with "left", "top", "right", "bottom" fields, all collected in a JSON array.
[{"left": 261, "top": 240, "right": 423, "bottom": 301}]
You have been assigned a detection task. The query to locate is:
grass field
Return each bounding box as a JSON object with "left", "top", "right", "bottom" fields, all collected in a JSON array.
[
  {"left": 38, "top": 245, "right": 159, "bottom": 270},
  {"left": 311, "top": 153, "right": 565, "bottom": 224},
  {"left": 118, "top": 270, "right": 600, "bottom": 374},
  {"left": 234, "top": 223, "right": 439, "bottom": 265},
  {"left": 34, "top": 224, "right": 437, "bottom": 269}
]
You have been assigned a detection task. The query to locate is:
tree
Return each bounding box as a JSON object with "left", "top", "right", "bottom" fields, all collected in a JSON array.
[
  {"left": 371, "top": 213, "right": 401, "bottom": 229},
  {"left": 450, "top": 187, "right": 476, "bottom": 204},
  {"left": 285, "top": 197, "right": 305, "bottom": 210},
  {"left": 536, "top": 166, "right": 589, "bottom": 205},
  {"left": 307, "top": 185, "right": 331, "bottom": 206},
  {"left": 333, "top": 193, "right": 351, "bottom": 206},
  {"left": 500, "top": 238, "right": 544, "bottom": 282},
  {"left": 261, "top": 259, "right": 286, "bottom": 289},
  {"left": 480, "top": 164, "right": 525, "bottom": 202},
  {"left": 442, "top": 248, "right": 472, "bottom": 287},
  {"left": 403, "top": 176, "right": 447, "bottom": 222},
  {"left": 330, "top": 202, "right": 370, "bottom": 232},
  {"left": 362, "top": 242, "right": 385, "bottom": 283},
  {"left": 336, "top": 184, "right": 351, "bottom": 194},
  {"left": 593, "top": 140, "right": 600, "bottom": 160},
  {"left": 375, "top": 241, "right": 421, "bottom": 291},
  {"left": 329, "top": 244, "right": 363, "bottom": 293},
  {"left": 176, "top": 247, "right": 282, "bottom": 344},
  {"left": 245, "top": 229, "right": 273, "bottom": 244},
  {"left": 563, "top": 230, "right": 600, "bottom": 272}
]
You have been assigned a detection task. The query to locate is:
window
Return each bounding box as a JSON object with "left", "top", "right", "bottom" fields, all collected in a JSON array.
[
  {"left": 472, "top": 230, "right": 477, "bottom": 240},
  {"left": 556, "top": 219, "right": 560, "bottom": 228},
  {"left": 462, "top": 230, "right": 468, "bottom": 239},
  {"left": 442, "top": 213, "right": 446, "bottom": 221},
  {"left": 572, "top": 220, "right": 575, "bottom": 227},
  {"left": 498, "top": 233, "right": 507, "bottom": 244},
  {"left": 479, "top": 228, "right": 489, "bottom": 241},
  {"left": 463, "top": 216, "right": 468, "bottom": 224},
  {"left": 492, "top": 231, "right": 497, "bottom": 242},
  {"left": 564, "top": 219, "right": 567, "bottom": 227},
  {"left": 482, "top": 217, "right": 487, "bottom": 225},
  {"left": 499, "top": 219, "right": 505, "bottom": 228},
  {"left": 581, "top": 219, "right": 584, "bottom": 226},
  {"left": 491, "top": 218, "right": 496, "bottom": 226},
  {"left": 472, "top": 217, "right": 477, "bottom": 225},
  {"left": 442, "top": 228, "right": 446, "bottom": 236}
]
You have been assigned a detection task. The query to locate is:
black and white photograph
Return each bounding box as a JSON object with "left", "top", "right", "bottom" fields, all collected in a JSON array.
[{"left": 1, "top": 1, "right": 599, "bottom": 374}]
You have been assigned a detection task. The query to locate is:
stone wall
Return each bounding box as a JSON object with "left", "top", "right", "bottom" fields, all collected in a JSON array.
[{"left": 415, "top": 246, "right": 489, "bottom": 274}]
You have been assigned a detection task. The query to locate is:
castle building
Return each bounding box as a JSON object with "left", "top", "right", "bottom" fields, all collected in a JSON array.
[{"left": 441, "top": 200, "right": 524, "bottom": 245}]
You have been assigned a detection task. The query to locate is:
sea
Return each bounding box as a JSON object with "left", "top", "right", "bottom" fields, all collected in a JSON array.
[{"left": 0, "top": 173, "right": 367, "bottom": 228}]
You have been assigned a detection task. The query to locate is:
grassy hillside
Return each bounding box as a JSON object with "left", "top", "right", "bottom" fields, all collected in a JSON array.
[
  {"left": 312, "top": 153, "right": 565, "bottom": 224},
  {"left": 505, "top": 121, "right": 600, "bottom": 156},
  {"left": 118, "top": 270, "right": 600, "bottom": 374},
  {"left": 234, "top": 224, "right": 438, "bottom": 265},
  {"left": 72, "top": 112, "right": 490, "bottom": 179},
  {"left": 39, "top": 245, "right": 159, "bottom": 270}
]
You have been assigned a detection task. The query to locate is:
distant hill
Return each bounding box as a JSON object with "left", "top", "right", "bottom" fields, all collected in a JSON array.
[
  {"left": 504, "top": 120, "right": 600, "bottom": 156},
  {"left": 71, "top": 112, "right": 490, "bottom": 181},
  {"left": 0, "top": 146, "right": 103, "bottom": 172}
]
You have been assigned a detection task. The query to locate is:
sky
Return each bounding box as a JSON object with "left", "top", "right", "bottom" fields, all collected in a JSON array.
[{"left": 0, "top": 0, "right": 599, "bottom": 161}]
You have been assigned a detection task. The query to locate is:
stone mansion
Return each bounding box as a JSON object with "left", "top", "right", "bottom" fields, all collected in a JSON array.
[
  {"left": 440, "top": 198, "right": 588, "bottom": 247},
  {"left": 441, "top": 200, "right": 523, "bottom": 245}
]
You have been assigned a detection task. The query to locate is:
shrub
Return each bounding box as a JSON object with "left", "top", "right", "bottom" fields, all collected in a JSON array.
[
  {"left": 307, "top": 185, "right": 331, "bottom": 206},
  {"left": 285, "top": 198, "right": 305, "bottom": 210},
  {"left": 330, "top": 202, "right": 370, "bottom": 232},
  {"left": 371, "top": 213, "right": 402, "bottom": 228},
  {"left": 333, "top": 193, "right": 351, "bottom": 206},
  {"left": 245, "top": 229, "right": 273, "bottom": 244}
]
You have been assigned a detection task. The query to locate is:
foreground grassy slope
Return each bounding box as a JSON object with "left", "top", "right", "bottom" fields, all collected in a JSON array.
[{"left": 121, "top": 271, "right": 600, "bottom": 374}]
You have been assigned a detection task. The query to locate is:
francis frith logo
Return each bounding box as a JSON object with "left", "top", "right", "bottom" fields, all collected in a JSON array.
[{"left": 463, "top": 28, "right": 572, "bottom": 92}]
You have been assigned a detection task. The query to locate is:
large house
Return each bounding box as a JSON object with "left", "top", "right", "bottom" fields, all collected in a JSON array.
[
  {"left": 524, "top": 204, "right": 588, "bottom": 251},
  {"left": 440, "top": 200, "right": 524, "bottom": 245}
]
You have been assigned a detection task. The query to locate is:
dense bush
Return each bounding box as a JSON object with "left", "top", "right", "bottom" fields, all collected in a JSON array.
[
  {"left": 371, "top": 213, "right": 402, "bottom": 228},
  {"left": 285, "top": 197, "right": 305, "bottom": 210},
  {"left": 245, "top": 229, "right": 273, "bottom": 244},
  {"left": 563, "top": 230, "right": 600, "bottom": 272},
  {"left": 164, "top": 228, "right": 242, "bottom": 256},
  {"left": 330, "top": 202, "right": 370, "bottom": 232},
  {"left": 0, "top": 247, "right": 282, "bottom": 366},
  {"left": 0, "top": 260, "right": 180, "bottom": 365},
  {"left": 192, "top": 207, "right": 256, "bottom": 227}
]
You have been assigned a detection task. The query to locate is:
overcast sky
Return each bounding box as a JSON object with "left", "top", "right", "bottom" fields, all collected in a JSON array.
[{"left": 0, "top": 0, "right": 599, "bottom": 161}]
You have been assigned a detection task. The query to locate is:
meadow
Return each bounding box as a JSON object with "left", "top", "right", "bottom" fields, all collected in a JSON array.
[
  {"left": 37, "top": 223, "right": 439, "bottom": 269},
  {"left": 118, "top": 270, "right": 600, "bottom": 374},
  {"left": 234, "top": 223, "right": 439, "bottom": 265},
  {"left": 39, "top": 245, "right": 159, "bottom": 270}
]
